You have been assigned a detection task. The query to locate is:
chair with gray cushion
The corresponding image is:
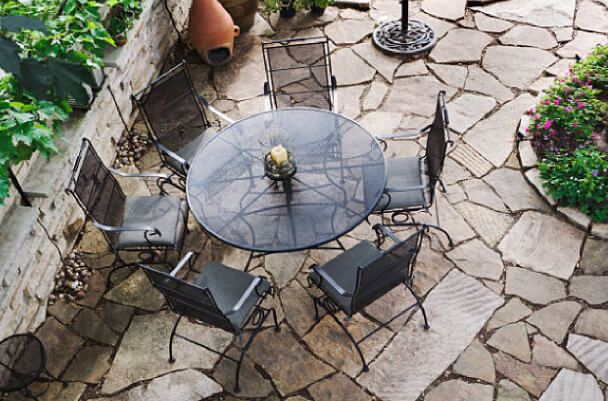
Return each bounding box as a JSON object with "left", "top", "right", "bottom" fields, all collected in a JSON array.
[
  {"left": 307, "top": 224, "right": 431, "bottom": 372},
  {"left": 368, "top": 90, "right": 454, "bottom": 246},
  {"left": 139, "top": 252, "right": 280, "bottom": 393},
  {"left": 132, "top": 61, "right": 234, "bottom": 191},
  {"left": 66, "top": 138, "right": 189, "bottom": 287}
]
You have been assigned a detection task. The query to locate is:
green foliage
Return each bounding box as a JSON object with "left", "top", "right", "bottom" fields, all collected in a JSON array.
[
  {"left": 106, "top": 0, "right": 143, "bottom": 44},
  {"left": 539, "top": 147, "right": 608, "bottom": 222},
  {"left": 529, "top": 42, "right": 608, "bottom": 222},
  {"left": 0, "top": 0, "right": 141, "bottom": 205},
  {"left": 263, "top": 0, "right": 334, "bottom": 15}
]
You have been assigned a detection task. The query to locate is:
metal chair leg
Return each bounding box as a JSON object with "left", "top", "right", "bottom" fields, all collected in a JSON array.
[
  {"left": 168, "top": 315, "right": 183, "bottom": 363},
  {"left": 271, "top": 307, "right": 281, "bottom": 332},
  {"left": 326, "top": 309, "right": 369, "bottom": 372},
  {"left": 406, "top": 284, "right": 430, "bottom": 330},
  {"left": 312, "top": 296, "right": 321, "bottom": 321},
  {"left": 234, "top": 310, "right": 269, "bottom": 393}
]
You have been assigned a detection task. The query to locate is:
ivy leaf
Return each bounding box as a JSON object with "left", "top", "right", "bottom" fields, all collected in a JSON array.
[
  {"left": 0, "top": 15, "right": 48, "bottom": 33},
  {"left": 47, "top": 58, "right": 94, "bottom": 104},
  {"left": 20, "top": 58, "right": 53, "bottom": 100},
  {"left": 0, "top": 37, "right": 21, "bottom": 78}
]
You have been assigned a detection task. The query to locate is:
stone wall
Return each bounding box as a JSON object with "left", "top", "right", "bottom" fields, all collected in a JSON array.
[{"left": 0, "top": 0, "right": 192, "bottom": 339}]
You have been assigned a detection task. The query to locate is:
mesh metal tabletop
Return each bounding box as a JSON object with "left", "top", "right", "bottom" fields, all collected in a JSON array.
[{"left": 187, "top": 108, "right": 387, "bottom": 252}]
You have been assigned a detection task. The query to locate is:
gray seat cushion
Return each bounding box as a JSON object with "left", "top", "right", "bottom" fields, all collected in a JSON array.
[
  {"left": 116, "top": 196, "right": 187, "bottom": 250},
  {"left": 373, "top": 156, "right": 430, "bottom": 212},
  {"left": 308, "top": 240, "right": 382, "bottom": 315},
  {"left": 196, "top": 261, "right": 270, "bottom": 330},
  {"left": 165, "top": 128, "right": 217, "bottom": 173}
]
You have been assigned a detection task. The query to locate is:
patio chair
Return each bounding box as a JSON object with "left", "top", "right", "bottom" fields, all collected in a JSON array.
[
  {"left": 139, "top": 252, "right": 280, "bottom": 393},
  {"left": 307, "top": 224, "right": 431, "bottom": 372},
  {"left": 0, "top": 333, "right": 67, "bottom": 401},
  {"left": 262, "top": 36, "right": 338, "bottom": 112},
  {"left": 132, "top": 61, "right": 234, "bottom": 191},
  {"left": 368, "top": 90, "right": 454, "bottom": 246},
  {"left": 66, "top": 138, "right": 189, "bottom": 287}
]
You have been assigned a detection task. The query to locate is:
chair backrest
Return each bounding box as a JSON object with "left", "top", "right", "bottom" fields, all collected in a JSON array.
[
  {"left": 424, "top": 90, "right": 452, "bottom": 202},
  {"left": 262, "top": 36, "right": 334, "bottom": 111},
  {"left": 352, "top": 228, "right": 425, "bottom": 313},
  {"left": 141, "top": 265, "right": 235, "bottom": 332},
  {"left": 132, "top": 61, "right": 210, "bottom": 159},
  {"left": 66, "top": 138, "right": 126, "bottom": 247}
]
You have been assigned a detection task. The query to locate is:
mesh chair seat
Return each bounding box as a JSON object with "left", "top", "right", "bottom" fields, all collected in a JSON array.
[
  {"left": 373, "top": 157, "right": 430, "bottom": 212},
  {"left": 116, "top": 196, "right": 187, "bottom": 250},
  {"left": 0, "top": 334, "right": 45, "bottom": 393},
  {"left": 164, "top": 127, "right": 217, "bottom": 173},
  {"left": 196, "top": 261, "right": 270, "bottom": 330},
  {"left": 309, "top": 241, "right": 382, "bottom": 315}
]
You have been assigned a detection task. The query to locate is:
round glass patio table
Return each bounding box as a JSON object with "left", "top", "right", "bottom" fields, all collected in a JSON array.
[{"left": 187, "top": 107, "right": 387, "bottom": 253}]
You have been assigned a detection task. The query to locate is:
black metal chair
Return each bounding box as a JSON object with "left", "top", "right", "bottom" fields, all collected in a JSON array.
[
  {"left": 66, "top": 138, "right": 189, "bottom": 287},
  {"left": 308, "top": 224, "right": 431, "bottom": 372},
  {"left": 132, "top": 61, "right": 234, "bottom": 191},
  {"left": 369, "top": 91, "right": 454, "bottom": 245},
  {"left": 0, "top": 334, "right": 67, "bottom": 401},
  {"left": 262, "top": 36, "right": 338, "bottom": 112},
  {"left": 139, "top": 252, "right": 280, "bottom": 393}
]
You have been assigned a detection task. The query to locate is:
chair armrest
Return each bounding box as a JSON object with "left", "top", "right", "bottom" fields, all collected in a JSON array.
[
  {"left": 385, "top": 182, "right": 430, "bottom": 192},
  {"left": 378, "top": 124, "right": 432, "bottom": 140},
  {"left": 169, "top": 251, "right": 196, "bottom": 277},
  {"left": 264, "top": 82, "right": 271, "bottom": 111},
  {"left": 225, "top": 277, "right": 264, "bottom": 315},
  {"left": 372, "top": 224, "right": 400, "bottom": 245},
  {"left": 91, "top": 221, "right": 161, "bottom": 237},
  {"left": 198, "top": 95, "right": 235, "bottom": 125},
  {"left": 331, "top": 75, "right": 338, "bottom": 113},
  {"left": 155, "top": 142, "right": 189, "bottom": 174},
  {"left": 108, "top": 167, "right": 170, "bottom": 181},
  {"left": 311, "top": 264, "right": 353, "bottom": 297}
]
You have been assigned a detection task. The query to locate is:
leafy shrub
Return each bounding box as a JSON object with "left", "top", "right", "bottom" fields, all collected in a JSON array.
[
  {"left": 539, "top": 147, "right": 608, "bottom": 222},
  {"left": 529, "top": 43, "right": 608, "bottom": 222}
]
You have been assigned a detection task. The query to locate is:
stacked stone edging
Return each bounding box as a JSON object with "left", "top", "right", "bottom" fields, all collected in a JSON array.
[{"left": 0, "top": 0, "right": 192, "bottom": 340}]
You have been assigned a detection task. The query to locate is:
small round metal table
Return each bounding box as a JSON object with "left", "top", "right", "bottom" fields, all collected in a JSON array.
[{"left": 187, "top": 107, "right": 387, "bottom": 253}]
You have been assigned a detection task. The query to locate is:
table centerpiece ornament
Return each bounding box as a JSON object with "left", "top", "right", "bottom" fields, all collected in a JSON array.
[{"left": 264, "top": 144, "right": 297, "bottom": 181}]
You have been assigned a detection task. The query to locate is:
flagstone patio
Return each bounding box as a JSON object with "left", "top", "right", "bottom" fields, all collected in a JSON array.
[{"left": 7, "top": 0, "right": 608, "bottom": 400}]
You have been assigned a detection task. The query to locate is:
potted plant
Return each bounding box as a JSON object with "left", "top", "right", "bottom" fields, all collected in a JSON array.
[
  {"left": 263, "top": 0, "right": 333, "bottom": 17},
  {"left": 105, "top": 0, "right": 143, "bottom": 46}
]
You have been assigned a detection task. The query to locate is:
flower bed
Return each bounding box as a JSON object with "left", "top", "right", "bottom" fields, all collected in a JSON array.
[{"left": 527, "top": 44, "right": 608, "bottom": 223}]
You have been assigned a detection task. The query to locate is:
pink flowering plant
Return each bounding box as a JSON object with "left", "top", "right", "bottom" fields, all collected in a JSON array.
[{"left": 528, "top": 43, "right": 608, "bottom": 222}]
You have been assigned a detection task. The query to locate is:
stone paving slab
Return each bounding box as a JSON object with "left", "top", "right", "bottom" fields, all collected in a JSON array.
[
  {"left": 63, "top": 345, "right": 112, "bottom": 383},
  {"left": 496, "top": 379, "right": 531, "bottom": 401},
  {"left": 488, "top": 322, "right": 531, "bottom": 362},
  {"left": 471, "top": 0, "right": 576, "bottom": 27},
  {"left": 531, "top": 334, "right": 580, "bottom": 371},
  {"left": 498, "top": 26, "right": 557, "bottom": 49},
  {"left": 357, "top": 270, "right": 503, "bottom": 401},
  {"left": 453, "top": 339, "right": 495, "bottom": 383},
  {"left": 308, "top": 373, "right": 372, "bottom": 401},
  {"left": 101, "top": 312, "right": 232, "bottom": 394},
  {"left": 526, "top": 301, "right": 582, "bottom": 343},
  {"left": 446, "top": 239, "right": 504, "bottom": 280},
  {"left": 493, "top": 351, "right": 556, "bottom": 397},
  {"left": 430, "top": 29, "right": 493, "bottom": 63},
  {"left": 447, "top": 94, "right": 496, "bottom": 134},
  {"left": 538, "top": 369, "right": 604, "bottom": 401},
  {"left": 574, "top": 309, "right": 608, "bottom": 342},
  {"left": 505, "top": 267, "right": 566, "bottom": 305},
  {"left": 103, "top": 269, "right": 165, "bottom": 311},
  {"left": 487, "top": 298, "right": 532, "bottom": 331},
  {"left": 498, "top": 211, "right": 584, "bottom": 280},
  {"left": 566, "top": 334, "right": 608, "bottom": 383},
  {"left": 36, "top": 317, "right": 84, "bottom": 378},
  {"left": 425, "top": 379, "right": 493, "bottom": 401},
  {"left": 421, "top": 0, "right": 466, "bottom": 21}
]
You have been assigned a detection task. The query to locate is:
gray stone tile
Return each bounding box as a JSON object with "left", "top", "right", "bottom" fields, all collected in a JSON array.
[
  {"left": 325, "top": 19, "right": 373, "bottom": 45},
  {"left": 352, "top": 42, "right": 402, "bottom": 83},
  {"left": 488, "top": 322, "right": 531, "bottom": 362},
  {"left": 332, "top": 48, "right": 376, "bottom": 86},
  {"left": 526, "top": 301, "right": 582, "bottom": 343},
  {"left": 455, "top": 202, "right": 515, "bottom": 247},
  {"left": 358, "top": 111, "right": 402, "bottom": 137},
  {"left": 453, "top": 339, "right": 495, "bottom": 383},
  {"left": 488, "top": 298, "right": 532, "bottom": 331},
  {"left": 212, "top": 349, "right": 273, "bottom": 398},
  {"left": 47, "top": 301, "right": 81, "bottom": 325},
  {"left": 308, "top": 373, "right": 371, "bottom": 401},
  {"left": 497, "top": 379, "right": 530, "bottom": 401},
  {"left": 498, "top": 212, "right": 585, "bottom": 280},
  {"left": 471, "top": 0, "right": 576, "bottom": 27},
  {"left": 569, "top": 276, "right": 608, "bottom": 305},
  {"left": 532, "top": 334, "right": 580, "bottom": 371},
  {"left": 63, "top": 345, "right": 113, "bottom": 383},
  {"left": 430, "top": 29, "right": 493, "bottom": 63},
  {"left": 465, "top": 66, "right": 514, "bottom": 104},
  {"left": 575, "top": 0, "right": 608, "bottom": 33},
  {"left": 383, "top": 75, "right": 457, "bottom": 117},
  {"left": 553, "top": 27, "right": 573, "bottom": 43},
  {"left": 447, "top": 94, "right": 496, "bottom": 134},
  {"left": 464, "top": 94, "right": 535, "bottom": 167},
  {"left": 101, "top": 312, "right": 232, "bottom": 394},
  {"left": 462, "top": 178, "right": 508, "bottom": 212},
  {"left": 538, "top": 368, "right": 604, "bottom": 401},
  {"left": 265, "top": 251, "right": 306, "bottom": 288},
  {"left": 421, "top": 0, "right": 465, "bottom": 20},
  {"left": 103, "top": 269, "right": 165, "bottom": 311},
  {"left": 6, "top": 382, "right": 86, "bottom": 401},
  {"left": 357, "top": 269, "right": 503, "bottom": 401},
  {"left": 449, "top": 144, "right": 493, "bottom": 177},
  {"left": 475, "top": 13, "right": 513, "bottom": 33},
  {"left": 36, "top": 317, "right": 84, "bottom": 378},
  {"left": 417, "top": 195, "right": 476, "bottom": 248},
  {"left": 338, "top": 84, "right": 365, "bottom": 120},
  {"left": 425, "top": 379, "right": 493, "bottom": 401},
  {"left": 446, "top": 239, "right": 504, "bottom": 280},
  {"left": 484, "top": 168, "right": 550, "bottom": 212},
  {"left": 566, "top": 334, "right": 608, "bottom": 383},
  {"left": 556, "top": 207, "right": 591, "bottom": 230},
  {"left": 499, "top": 26, "right": 557, "bottom": 49},
  {"left": 249, "top": 327, "right": 334, "bottom": 396},
  {"left": 557, "top": 31, "right": 608, "bottom": 59},
  {"left": 394, "top": 59, "right": 428, "bottom": 78},
  {"left": 363, "top": 80, "right": 388, "bottom": 111},
  {"left": 493, "top": 351, "right": 556, "bottom": 397},
  {"left": 72, "top": 308, "right": 119, "bottom": 346},
  {"left": 280, "top": 281, "right": 317, "bottom": 337},
  {"left": 575, "top": 308, "right": 608, "bottom": 342},
  {"left": 505, "top": 267, "right": 566, "bottom": 305}
]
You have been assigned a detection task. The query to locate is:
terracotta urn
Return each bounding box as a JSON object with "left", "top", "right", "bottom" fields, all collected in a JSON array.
[{"left": 189, "top": 0, "right": 240, "bottom": 66}]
